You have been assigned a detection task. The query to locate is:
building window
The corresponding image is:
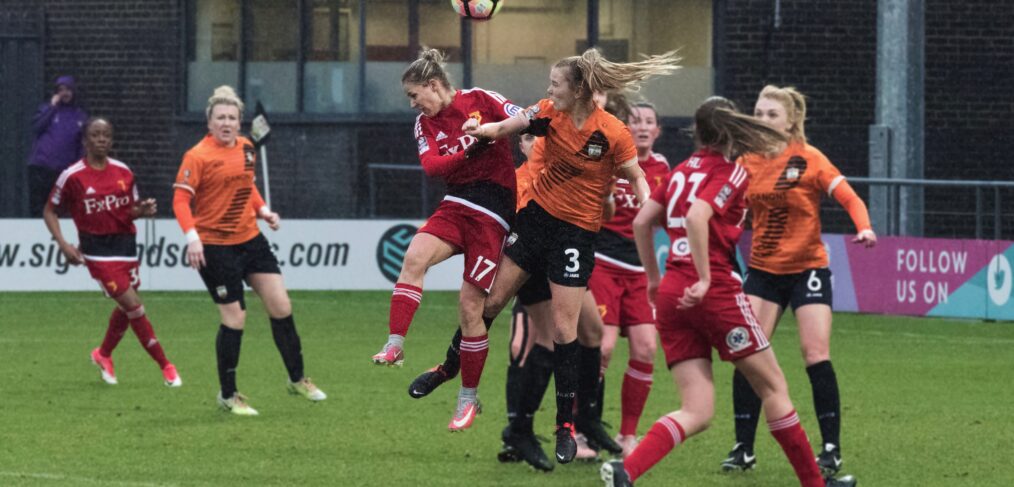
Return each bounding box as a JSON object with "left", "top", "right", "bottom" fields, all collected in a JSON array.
[
  {"left": 247, "top": 0, "right": 299, "bottom": 113},
  {"left": 470, "top": 0, "right": 588, "bottom": 109},
  {"left": 184, "top": 0, "right": 712, "bottom": 116},
  {"left": 305, "top": 0, "right": 359, "bottom": 113},
  {"left": 187, "top": 0, "right": 240, "bottom": 112}
]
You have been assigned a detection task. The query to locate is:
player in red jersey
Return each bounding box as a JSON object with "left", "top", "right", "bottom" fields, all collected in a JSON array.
[
  {"left": 173, "top": 86, "right": 325, "bottom": 416},
  {"left": 43, "top": 117, "right": 180, "bottom": 387},
  {"left": 600, "top": 97, "right": 855, "bottom": 487},
  {"left": 591, "top": 101, "right": 671, "bottom": 457},
  {"left": 465, "top": 48, "right": 679, "bottom": 463},
  {"left": 371, "top": 49, "right": 521, "bottom": 432}
]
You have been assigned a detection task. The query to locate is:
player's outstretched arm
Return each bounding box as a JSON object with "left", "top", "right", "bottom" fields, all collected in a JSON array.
[
  {"left": 462, "top": 112, "right": 529, "bottom": 140},
  {"left": 831, "top": 179, "right": 877, "bottom": 248}
]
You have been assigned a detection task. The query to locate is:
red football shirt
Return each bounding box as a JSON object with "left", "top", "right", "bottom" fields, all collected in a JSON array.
[
  {"left": 651, "top": 149, "right": 749, "bottom": 284},
  {"left": 414, "top": 88, "right": 519, "bottom": 192},
  {"left": 601, "top": 152, "right": 671, "bottom": 239},
  {"left": 51, "top": 158, "right": 138, "bottom": 237}
]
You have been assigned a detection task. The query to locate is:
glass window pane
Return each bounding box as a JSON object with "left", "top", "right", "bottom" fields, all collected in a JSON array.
[
  {"left": 247, "top": 0, "right": 298, "bottom": 113},
  {"left": 472, "top": 0, "right": 588, "bottom": 108},
  {"left": 364, "top": 1, "right": 462, "bottom": 114},
  {"left": 188, "top": 0, "right": 240, "bottom": 112},
  {"left": 305, "top": 0, "right": 361, "bottom": 114},
  {"left": 601, "top": 0, "right": 714, "bottom": 116}
]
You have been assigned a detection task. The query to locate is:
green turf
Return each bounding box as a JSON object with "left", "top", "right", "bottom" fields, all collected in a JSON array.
[{"left": 1, "top": 291, "right": 1012, "bottom": 486}]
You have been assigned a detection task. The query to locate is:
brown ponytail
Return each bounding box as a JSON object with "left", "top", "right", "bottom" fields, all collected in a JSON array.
[{"left": 694, "top": 96, "right": 787, "bottom": 159}]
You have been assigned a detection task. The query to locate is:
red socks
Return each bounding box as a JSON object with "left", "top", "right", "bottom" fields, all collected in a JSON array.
[
  {"left": 623, "top": 415, "right": 686, "bottom": 482},
  {"left": 620, "top": 360, "right": 654, "bottom": 436},
  {"left": 125, "top": 305, "right": 170, "bottom": 369},
  {"left": 768, "top": 410, "right": 825, "bottom": 487},
  {"left": 99, "top": 307, "right": 130, "bottom": 357},
  {"left": 459, "top": 334, "right": 489, "bottom": 389},
  {"left": 389, "top": 283, "right": 423, "bottom": 337}
]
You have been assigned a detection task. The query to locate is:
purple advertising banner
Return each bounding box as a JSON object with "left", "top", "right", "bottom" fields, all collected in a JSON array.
[{"left": 734, "top": 233, "right": 1014, "bottom": 321}]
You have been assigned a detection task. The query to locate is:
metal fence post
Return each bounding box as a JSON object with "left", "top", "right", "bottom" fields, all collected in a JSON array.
[
  {"left": 368, "top": 166, "right": 376, "bottom": 218},
  {"left": 995, "top": 187, "right": 1002, "bottom": 240},
  {"left": 975, "top": 187, "right": 982, "bottom": 239}
]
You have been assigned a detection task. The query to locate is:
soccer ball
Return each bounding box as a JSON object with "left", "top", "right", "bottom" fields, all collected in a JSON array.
[{"left": 451, "top": 0, "right": 504, "bottom": 21}]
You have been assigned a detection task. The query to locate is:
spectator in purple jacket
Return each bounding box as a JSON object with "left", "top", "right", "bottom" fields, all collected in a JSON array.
[{"left": 28, "top": 75, "right": 88, "bottom": 216}]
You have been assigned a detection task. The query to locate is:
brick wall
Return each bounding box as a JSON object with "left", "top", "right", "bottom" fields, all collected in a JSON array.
[
  {"left": 2, "top": 0, "right": 183, "bottom": 214},
  {"left": 719, "top": 0, "right": 1014, "bottom": 238}
]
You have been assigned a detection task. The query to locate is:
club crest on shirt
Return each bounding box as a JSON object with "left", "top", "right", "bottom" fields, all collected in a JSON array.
[
  {"left": 243, "top": 144, "right": 256, "bottom": 170},
  {"left": 468, "top": 111, "right": 482, "bottom": 124},
  {"left": 726, "top": 327, "right": 752, "bottom": 352},
  {"left": 117, "top": 180, "right": 127, "bottom": 192},
  {"left": 579, "top": 130, "right": 610, "bottom": 161},
  {"left": 786, "top": 167, "right": 800, "bottom": 180}
]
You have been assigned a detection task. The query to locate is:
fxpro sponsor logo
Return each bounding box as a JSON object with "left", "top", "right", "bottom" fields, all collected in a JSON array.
[
  {"left": 376, "top": 224, "right": 417, "bottom": 283},
  {"left": 988, "top": 253, "right": 1012, "bottom": 306}
]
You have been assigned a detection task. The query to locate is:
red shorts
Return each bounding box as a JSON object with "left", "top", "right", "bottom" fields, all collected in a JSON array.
[
  {"left": 589, "top": 260, "right": 654, "bottom": 327},
  {"left": 655, "top": 274, "right": 769, "bottom": 366},
  {"left": 419, "top": 199, "right": 509, "bottom": 292},
  {"left": 85, "top": 258, "right": 141, "bottom": 298}
]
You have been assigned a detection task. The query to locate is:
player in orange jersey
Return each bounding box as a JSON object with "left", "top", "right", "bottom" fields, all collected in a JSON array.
[
  {"left": 719, "top": 85, "right": 876, "bottom": 475},
  {"left": 465, "top": 48, "right": 679, "bottom": 463},
  {"left": 172, "top": 86, "right": 325, "bottom": 416}
]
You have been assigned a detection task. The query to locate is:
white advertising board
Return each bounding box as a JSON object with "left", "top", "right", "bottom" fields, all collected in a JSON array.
[{"left": 0, "top": 219, "right": 465, "bottom": 291}]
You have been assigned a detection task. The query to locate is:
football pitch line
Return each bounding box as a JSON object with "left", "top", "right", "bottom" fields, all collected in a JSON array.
[{"left": 0, "top": 471, "right": 176, "bottom": 487}]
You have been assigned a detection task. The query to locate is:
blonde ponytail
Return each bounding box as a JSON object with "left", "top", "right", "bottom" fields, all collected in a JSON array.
[{"left": 556, "top": 48, "right": 681, "bottom": 99}]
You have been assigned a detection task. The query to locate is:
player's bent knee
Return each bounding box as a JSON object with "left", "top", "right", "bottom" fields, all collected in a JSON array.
[{"left": 802, "top": 349, "right": 831, "bottom": 366}]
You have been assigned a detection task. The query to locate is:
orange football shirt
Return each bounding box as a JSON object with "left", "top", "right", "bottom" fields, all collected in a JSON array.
[
  {"left": 174, "top": 135, "right": 263, "bottom": 246},
  {"left": 528, "top": 99, "right": 637, "bottom": 232},
  {"left": 741, "top": 141, "right": 847, "bottom": 274}
]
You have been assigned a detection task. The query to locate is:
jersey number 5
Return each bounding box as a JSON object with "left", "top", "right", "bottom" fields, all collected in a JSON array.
[{"left": 666, "top": 171, "right": 706, "bottom": 228}]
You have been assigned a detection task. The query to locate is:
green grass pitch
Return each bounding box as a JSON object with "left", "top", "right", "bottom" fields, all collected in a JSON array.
[{"left": 1, "top": 291, "right": 1012, "bottom": 486}]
